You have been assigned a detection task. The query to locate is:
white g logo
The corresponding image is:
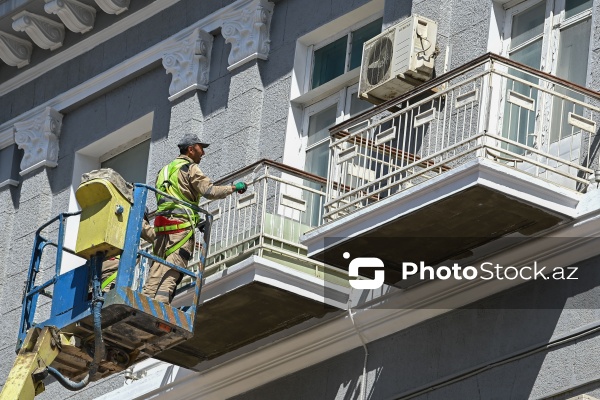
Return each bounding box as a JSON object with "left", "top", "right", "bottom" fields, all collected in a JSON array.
[{"left": 345, "top": 252, "right": 385, "bottom": 289}]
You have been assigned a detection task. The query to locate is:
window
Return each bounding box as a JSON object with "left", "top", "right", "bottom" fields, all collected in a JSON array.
[
  {"left": 62, "top": 113, "right": 153, "bottom": 273},
  {"left": 300, "top": 84, "right": 373, "bottom": 225},
  {"left": 100, "top": 138, "right": 151, "bottom": 184},
  {"left": 303, "top": 84, "right": 373, "bottom": 179},
  {"left": 501, "top": 0, "right": 592, "bottom": 151},
  {"left": 311, "top": 18, "right": 382, "bottom": 89}
]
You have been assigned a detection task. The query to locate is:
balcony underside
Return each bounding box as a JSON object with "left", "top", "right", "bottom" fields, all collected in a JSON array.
[
  {"left": 155, "top": 256, "right": 346, "bottom": 369},
  {"left": 303, "top": 159, "right": 581, "bottom": 287}
]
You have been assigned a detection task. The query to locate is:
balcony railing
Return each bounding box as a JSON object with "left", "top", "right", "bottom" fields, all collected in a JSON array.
[
  {"left": 325, "top": 53, "right": 600, "bottom": 221},
  {"left": 186, "top": 160, "right": 347, "bottom": 284}
]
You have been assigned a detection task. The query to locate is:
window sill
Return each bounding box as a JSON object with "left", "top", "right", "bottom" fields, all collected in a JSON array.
[{"left": 291, "top": 68, "right": 360, "bottom": 106}]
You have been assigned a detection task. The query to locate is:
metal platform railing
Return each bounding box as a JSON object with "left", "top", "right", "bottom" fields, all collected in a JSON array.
[
  {"left": 186, "top": 160, "right": 348, "bottom": 285},
  {"left": 325, "top": 53, "right": 600, "bottom": 221}
]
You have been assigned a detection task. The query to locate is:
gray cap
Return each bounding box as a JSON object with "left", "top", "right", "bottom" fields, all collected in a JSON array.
[{"left": 177, "top": 133, "right": 210, "bottom": 148}]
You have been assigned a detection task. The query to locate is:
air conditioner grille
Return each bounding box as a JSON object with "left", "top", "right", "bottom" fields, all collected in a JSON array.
[
  {"left": 365, "top": 36, "right": 394, "bottom": 86},
  {"left": 366, "top": 36, "right": 393, "bottom": 86},
  {"left": 358, "top": 15, "right": 438, "bottom": 104}
]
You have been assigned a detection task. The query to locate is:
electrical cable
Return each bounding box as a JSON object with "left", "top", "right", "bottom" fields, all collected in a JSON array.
[{"left": 348, "top": 294, "right": 369, "bottom": 400}]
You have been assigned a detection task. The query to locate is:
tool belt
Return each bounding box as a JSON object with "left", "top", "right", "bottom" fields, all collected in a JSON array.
[{"left": 154, "top": 216, "right": 192, "bottom": 234}]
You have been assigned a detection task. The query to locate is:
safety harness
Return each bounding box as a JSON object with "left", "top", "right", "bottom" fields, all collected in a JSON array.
[{"left": 155, "top": 158, "right": 199, "bottom": 258}]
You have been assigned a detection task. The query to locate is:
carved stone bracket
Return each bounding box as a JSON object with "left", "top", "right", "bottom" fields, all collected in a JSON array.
[
  {"left": 0, "top": 31, "right": 32, "bottom": 68},
  {"left": 221, "top": 0, "right": 274, "bottom": 71},
  {"left": 12, "top": 11, "right": 65, "bottom": 51},
  {"left": 94, "top": 0, "right": 130, "bottom": 15},
  {"left": 14, "top": 107, "right": 63, "bottom": 175},
  {"left": 45, "top": 0, "right": 96, "bottom": 34},
  {"left": 162, "top": 29, "right": 213, "bottom": 102}
]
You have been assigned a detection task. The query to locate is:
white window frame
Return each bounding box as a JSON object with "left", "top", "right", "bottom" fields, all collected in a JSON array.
[
  {"left": 284, "top": 0, "right": 384, "bottom": 172},
  {"left": 501, "top": 0, "right": 593, "bottom": 76},
  {"left": 300, "top": 82, "right": 371, "bottom": 171},
  {"left": 489, "top": 0, "right": 593, "bottom": 169},
  {"left": 61, "top": 113, "right": 154, "bottom": 273},
  {"left": 305, "top": 13, "right": 383, "bottom": 93}
]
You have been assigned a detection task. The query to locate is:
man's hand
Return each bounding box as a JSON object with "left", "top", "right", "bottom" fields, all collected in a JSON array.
[{"left": 234, "top": 182, "right": 247, "bottom": 194}]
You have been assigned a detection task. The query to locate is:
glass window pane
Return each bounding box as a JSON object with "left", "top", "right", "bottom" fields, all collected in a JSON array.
[
  {"left": 349, "top": 90, "right": 374, "bottom": 116},
  {"left": 510, "top": 37, "right": 542, "bottom": 70},
  {"left": 565, "top": 0, "right": 592, "bottom": 19},
  {"left": 101, "top": 139, "right": 150, "bottom": 183},
  {"left": 550, "top": 17, "right": 591, "bottom": 142},
  {"left": 349, "top": 18, "right": 382, "bottom": 70},
  {"left": 502, "top": 39, "right": 542, "bottom": 154},
  {"left": 556, "top": 18, "right": 591, "bottom": 85},
  {"left": 305, "top": 142, "right": 329, "bottom": 178},
  {"left": 307, "top": 104, "right": 337, "bottom": 146},
  {"left": 511, "top": 2, "right": 545, "bottom": 48},
  {"left": 312, "top": 36, "right": 347, "bottom": 89}
]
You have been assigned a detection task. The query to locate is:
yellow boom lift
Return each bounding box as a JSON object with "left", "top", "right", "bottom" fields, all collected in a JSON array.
[{"left": 0, "top": 170, "right": 211, "bottom": 399}]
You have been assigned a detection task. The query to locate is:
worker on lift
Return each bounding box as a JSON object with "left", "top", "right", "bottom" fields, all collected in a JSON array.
[{"left": 142, "top": 133, "right": 247, "bottom": 303}]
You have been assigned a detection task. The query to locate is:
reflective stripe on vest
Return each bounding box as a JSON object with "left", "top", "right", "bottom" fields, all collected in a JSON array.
[{"left": 155, "top": 159, "right": 199, "bottom": 225}]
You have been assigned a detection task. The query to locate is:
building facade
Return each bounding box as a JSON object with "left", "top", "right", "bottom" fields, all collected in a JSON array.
[{"left": 1, "top": 0, "right": 600, "bottom": 399}]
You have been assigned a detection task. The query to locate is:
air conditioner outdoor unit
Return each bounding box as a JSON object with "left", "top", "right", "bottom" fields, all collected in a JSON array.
[{"left": 358, "top": 15, "right": 438, "bottom": 104}]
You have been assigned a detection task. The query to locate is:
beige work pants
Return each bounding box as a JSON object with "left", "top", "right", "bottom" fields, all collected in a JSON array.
[
  {"left": 100, "top": 257, "right": 120, "bottom": 292},
  {"left": 142, "top": 229, "right": 193, "bottom": 303}
]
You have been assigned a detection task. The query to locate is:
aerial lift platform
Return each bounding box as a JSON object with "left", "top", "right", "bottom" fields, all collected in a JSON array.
[{"left": 0, "top": 170, "right": 212, "bottom": 399}]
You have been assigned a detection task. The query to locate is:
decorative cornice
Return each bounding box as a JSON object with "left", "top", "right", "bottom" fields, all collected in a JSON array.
[
  {"left": 0, "top": 0, "right": 177, "bottom": 98},
  {"left": 162, "top": 28, "right": 213, "bottom": 101},
  {"left": 221, "top": 0, "right": 274, "bottom": 71},
  {"left": 0, "top": 31, "right": 32, "bottom": 68},
  {"left": 14, "top": 107, "right": 63, "bottom": 175},
  {"left": 94, "top": 0, "right": 130, "bottom": 15},
  {"left": 0, "top": 0, "right": 275, "bottom": 149},
  {"left": 12, "top": 11, "right": 65, "bottom": 50},
  {"left": 44, "top": 0, "right": 96, "bottom": 34}
]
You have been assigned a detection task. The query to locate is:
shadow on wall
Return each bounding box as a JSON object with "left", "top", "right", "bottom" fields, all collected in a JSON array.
[{"left": 227, "top": 256, "right": 600, "bottom": 400}]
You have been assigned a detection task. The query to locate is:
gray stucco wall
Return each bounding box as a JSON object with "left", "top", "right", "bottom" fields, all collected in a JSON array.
[
  {"left": 232, "top": 255, "right": 600, "bottom": 400},
  {"left": 1, "top": 0, "right": 600, "bottom": 398},
  {"left": 0, "top": 0, "right": 374, "bottom": 396}
]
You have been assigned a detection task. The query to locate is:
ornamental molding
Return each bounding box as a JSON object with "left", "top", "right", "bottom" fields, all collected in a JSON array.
[
  {"left": 12, "top": 11, "right": 65, "bottom": 51},
  {"left": 221, "top": 0, "right": 274, "bottom": 71},
  {"left": 163, "top": 29, "right": 213, "bottom": 101},
  {"left": 94, "top": 0, "right": 130, "bottom": 15},
  {"left": 44, "top": 0, "right": 96, "bottom": 34},
  {"left": 0, "top": 0, "right": 275, "bottom": 149},
  {"left": 0, "top": 31, "right": 32, "bottom": 68},
  {"left": 14, "top": 107, "right": 63, "bottom": 175}
]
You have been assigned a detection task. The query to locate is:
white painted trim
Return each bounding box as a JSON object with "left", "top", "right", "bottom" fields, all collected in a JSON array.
[
  {"left": 102, "top": 210, "right": 600, "bottom": 400},
  {"left": 19, "top": 160, "right": 57, "bottom": 176},
  {"left": 167, "top": 83, "right": 208, "bottom": 102},
  {"left": 0, "top": 179, "right": 19, "bottom": 188},
  {"left": 227, "top": 52, "right": 268, "bottom": 71}
]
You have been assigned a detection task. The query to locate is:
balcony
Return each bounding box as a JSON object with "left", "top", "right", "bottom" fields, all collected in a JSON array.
[
  {"left": 153, "top": 161, "right": 348, "bottom": 369},
  {"left": 302, "top": 53, "right": 600, "bottom": 286}
]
